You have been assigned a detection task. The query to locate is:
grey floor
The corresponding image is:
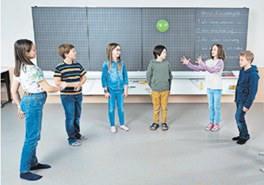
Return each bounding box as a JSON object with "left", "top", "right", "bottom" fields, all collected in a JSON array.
[{"left": 1, "top": 102, "right": 264, "bottom": 185}]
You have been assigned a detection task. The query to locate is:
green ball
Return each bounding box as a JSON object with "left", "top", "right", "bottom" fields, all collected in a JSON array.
[{"left": 156, "top": 19, "right": 169, "bottom": 32}]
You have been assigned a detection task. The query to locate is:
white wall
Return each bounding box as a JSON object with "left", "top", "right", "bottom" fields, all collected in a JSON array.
[{"left": 1, "top": 0, "right": 264, "bottom": 68}]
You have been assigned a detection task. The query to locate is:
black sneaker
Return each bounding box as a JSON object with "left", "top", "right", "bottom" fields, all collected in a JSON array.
[
  {"left": 232, "top": 136, "right": 240, "bottom": 141},
  {"left": 237, "top": 138, "right": 249, "bottom": 145},
  {"left": 77, "top": 136, "right": 87, "bottom": 140}
]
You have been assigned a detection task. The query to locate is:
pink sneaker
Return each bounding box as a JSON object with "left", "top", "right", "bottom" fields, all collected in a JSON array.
[
  {"left": 205, "top": 123, "right": 214, "bottom": 131},
  {"left": 211, "top": 124, "right": 220, "bottom": 132}
]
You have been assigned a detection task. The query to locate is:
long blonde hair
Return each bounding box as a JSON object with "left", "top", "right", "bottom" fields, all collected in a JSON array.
[
  {"left": 106, "top": 43, "right": 121, "bottom": 71},
  {"left": 14, "top": 39, "right": 34, "bottom": 77}
]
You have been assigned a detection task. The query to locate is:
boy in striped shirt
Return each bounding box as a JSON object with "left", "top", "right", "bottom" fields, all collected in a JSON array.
[{"left": 54, "top": 43, "right": 87, "bottom": 147}]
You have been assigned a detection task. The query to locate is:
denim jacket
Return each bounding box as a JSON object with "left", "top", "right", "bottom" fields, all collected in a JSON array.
[{"left": 101, "top": 60, "right": 128, "bottom": 90}]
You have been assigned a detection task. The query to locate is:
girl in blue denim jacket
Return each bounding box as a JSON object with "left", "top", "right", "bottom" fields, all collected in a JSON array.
[
  {"left": 101, "top": 43, "right": 130, "bottom": 133},
  {"left": 11, "top": 39, "right": 66, "bottom": 181}
]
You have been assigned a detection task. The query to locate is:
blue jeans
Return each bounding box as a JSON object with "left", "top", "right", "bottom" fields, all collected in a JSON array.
[
  {"left": 235, "top": 101, "right": 250, "bottom": 140},
  {"left": 207, "top": 88, "right": 222, "bottom": 123},
  {"left": 108, "top": 88, "right": 124, "bottom": 127},
  {"left": 20, "top": 92, "right": 47, "bottom": 173},
  {"left": 61, "top": 93, "right": 82, "bottom": 144}
]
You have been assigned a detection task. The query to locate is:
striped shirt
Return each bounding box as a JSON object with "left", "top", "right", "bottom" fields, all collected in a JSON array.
[{"left": 54, "top": 61, "right": 86, "bottom": 95}]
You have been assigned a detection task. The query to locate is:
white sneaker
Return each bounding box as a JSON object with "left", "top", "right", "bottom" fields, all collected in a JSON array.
[
  {"left": 259, "top": 151, "right": 264, "bottom": 156},
  {"left": 70, "top": 141, "right": 81, "bottom": 147},
  {"left": 120, "top": 125, "right": 130, "bottom": 131},
  {"left": 110, "top": 126, "right": 117, "bottom": 133}
]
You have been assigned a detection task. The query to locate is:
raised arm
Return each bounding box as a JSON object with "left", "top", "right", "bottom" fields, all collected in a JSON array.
[
  {"left": 199, "top": 59, "right": 224, "bottom": 73},
  {"left": 181, "top": 56, "right": 205, "bottom": 71}
]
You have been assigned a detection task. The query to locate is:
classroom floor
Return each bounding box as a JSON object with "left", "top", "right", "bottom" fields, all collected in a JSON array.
[{"left": 1, "top": 102, "right": 264, "bottom": 185}]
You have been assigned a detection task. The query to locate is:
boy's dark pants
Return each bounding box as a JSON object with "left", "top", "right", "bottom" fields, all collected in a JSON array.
[{"left": 235, "top": 101, "right": 250, "bottom": 140}]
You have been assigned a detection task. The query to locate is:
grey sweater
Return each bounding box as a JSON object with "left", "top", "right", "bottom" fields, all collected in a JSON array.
[{"left": 146, "top": 59, "right": 173, "bottom": 92}]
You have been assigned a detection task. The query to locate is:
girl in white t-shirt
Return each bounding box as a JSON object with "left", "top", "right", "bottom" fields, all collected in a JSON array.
[
  {"left": 11, "top": 39, "right": 66, "bottom": 181},
  {"left": 181, "top": 44, "right": 226, "bottom": 132}
]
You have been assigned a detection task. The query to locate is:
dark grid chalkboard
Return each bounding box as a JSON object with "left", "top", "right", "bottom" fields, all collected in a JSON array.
[
  {"left": 195, "top": 8, "right": 249, "bottom": 70},
  {"left": 87, "top": 8, "right": 142, "bottom": 71},
  {"left": 32, "top": 7, "right": 248, "bottom": 71},
  {"left": 32, "top": 7, "right": 89, "bottom": 70},
  {"left": 142, "top": 8, "right": 195, "bottom": 71}
]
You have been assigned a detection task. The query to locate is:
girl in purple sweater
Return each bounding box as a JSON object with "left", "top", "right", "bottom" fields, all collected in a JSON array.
[{"left": 181, "top": 44, "right": 226, "bottom": 132}]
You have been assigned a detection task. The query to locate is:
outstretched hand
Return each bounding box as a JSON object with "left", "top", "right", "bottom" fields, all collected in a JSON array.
[
  {"left": 180, "top": 56, "right": 190, "bottom": 65},
  {"left": 196, "top": 56, "right": 202, "bottom": 64}
]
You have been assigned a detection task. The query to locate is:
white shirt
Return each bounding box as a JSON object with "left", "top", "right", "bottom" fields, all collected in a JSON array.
[
  {"left": 204, "top": 59, "right": 223, "bottom": 89},
  {"left": 13, "top": 65, "right": 45, "bottom": 93}
]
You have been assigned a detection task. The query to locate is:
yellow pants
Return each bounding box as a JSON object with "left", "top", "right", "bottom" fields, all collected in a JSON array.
[{"left": 151, "top": 90, "right": 169, "bottom": 124}]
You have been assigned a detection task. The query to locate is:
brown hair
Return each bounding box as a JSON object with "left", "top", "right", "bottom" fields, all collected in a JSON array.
[
  {"left": 210, "top": 44, "right": 226, "bottom": 60},
  {"left": 14, "top": 39, "right": 35, "bottom": 77},
  {"left": 239, "top": 50, "right": 254, "bottom": 63},
  {"left": 58, "top": 43, "right": 74, "bottom": 59},
  {"left": 106, "top": 43, "right": 121, "bottom": 71}
]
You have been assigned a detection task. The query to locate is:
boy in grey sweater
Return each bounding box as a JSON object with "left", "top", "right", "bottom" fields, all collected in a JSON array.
[{"left": 146, "top": 45, "right": 173, "bottom": 131}]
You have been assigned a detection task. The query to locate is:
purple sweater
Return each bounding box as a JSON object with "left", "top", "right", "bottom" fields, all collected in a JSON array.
[
  {"left": 187, "top": 59, "right": 224, "bottom": 73},
  {"left": 187, "top": 59, "right": 224, "bottom": 89}
]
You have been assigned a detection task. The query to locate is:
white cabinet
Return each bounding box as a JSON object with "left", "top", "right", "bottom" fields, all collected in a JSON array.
[{"left": 44, "top": 71, "right": 238, "bottom": 95}]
